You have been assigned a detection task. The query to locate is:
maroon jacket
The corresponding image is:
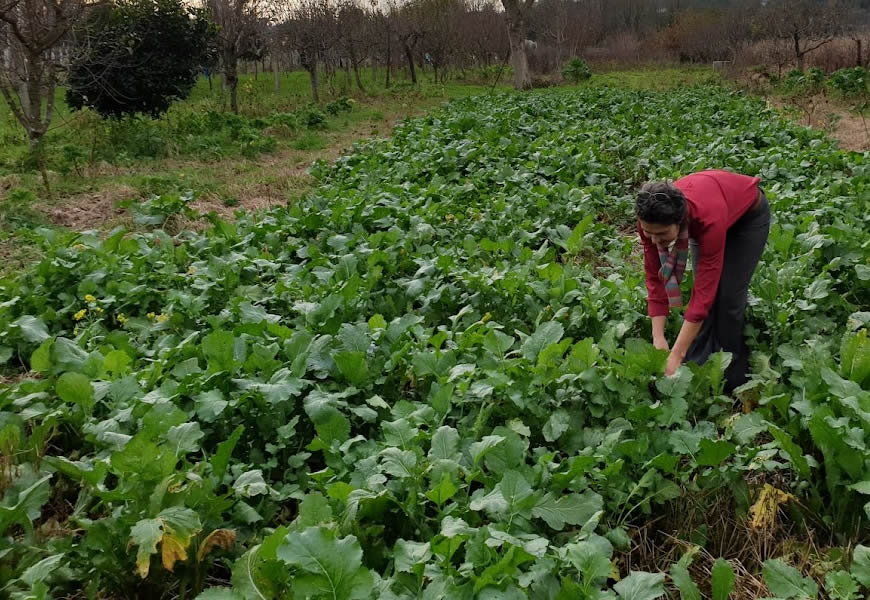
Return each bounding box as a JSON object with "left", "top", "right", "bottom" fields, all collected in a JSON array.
[{"left": 640, "top": 170, "right": 761, "bottom": 323}]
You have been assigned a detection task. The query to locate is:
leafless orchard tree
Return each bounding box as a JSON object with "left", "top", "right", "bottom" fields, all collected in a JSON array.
[
  {"left": 500, "top": 0, "right": 535, "bottom": 89},
  {"left": 763, "top": 0, "right": 847, "bottom": 70},
  {"left": 208, "top": 0, "right": 262, "bottom": 113},
  {"left": 336, "top": 0, "right": 375, "bottom": 93},
  {"left": 280, "top": 0, "right": 336, "bottom": 103},
  {"left": 0, "top": 0, "right": 90, "bottom": 192},
  {"left": 843, "top": 0, "right": 870, "bottom": 66},
  {"left": 394, "top": 0, "right": 423, "bottom": 84}
]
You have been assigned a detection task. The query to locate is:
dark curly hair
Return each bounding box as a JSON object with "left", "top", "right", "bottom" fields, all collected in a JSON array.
[{"left": 635, "top": 182, "right": 687, "bottom": 225}]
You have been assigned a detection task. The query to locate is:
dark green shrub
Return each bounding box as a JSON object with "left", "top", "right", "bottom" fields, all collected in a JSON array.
[
  {"left": 827, "top": 67, "right": 868, "bottom": 99},
  {"left": 66, "top": 0, "right": 216, "bottom": 119},
  {"left": 561, "top": 58, "right": 592, "bottom": 84}
]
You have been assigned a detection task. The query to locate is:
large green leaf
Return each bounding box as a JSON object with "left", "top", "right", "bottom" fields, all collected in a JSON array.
[
  {"left": 211, "top": 425, "right": 244, "bottom": 481},
  {"left": 711, "top": 558, "right": 735, "bottom": 600},
  {"left": 233, "top": 470, "right": 269, "bottom": 497},
  {"left": 852, "top": 545, "right": 870, "bottom": 587},
  {"left": 20, "top": 553, "right": 65, "bottom": 585},
  {"left": 532, "top": 490, "right": 602, "bottom": 531},
  {"left": 825, "top": 571, "right": 858, "bottom": 600},
  {"left": 566, "top": 540, "right": 611, "bottom": 587},
  {"left": 669, "top": 564, "right": 701, "bottom": 600},
  {"left": 333, "top": 350, "right": 369, "bottom": 386},
  {"left": 13, "top": 315, "right": 50, "bottom": 343},
  {"left": 194, "top": 589, "right": 244, "bottom": 600},
  {"left": 0, "top": 475, "right": 51, "bottom": 533},
  {"left": 521, "top": 321, "right": 564, "bottom": 362},
  {"left": 762, "top": 559, "right": 818, "bottom": 599},
  {"left": 167, "top": 422, "right": 204, "bottom": 456},
  {"left": 56, "top": 372, "right": 94, "bottom": 411},
  {"left": 393, "top": 539, "right": 432, "bottom": 573},
  {"left": 276, "top": 527, "right": 374, "bottom": 600},
  {"left": 697, "top": 440, "right": 736, "bottom": 467},
  {"left": 203, "top": 330, "right": 236, "bottom": 372},
  {"left": 613, "top": 571, "right": 666, "bottom": 600}
]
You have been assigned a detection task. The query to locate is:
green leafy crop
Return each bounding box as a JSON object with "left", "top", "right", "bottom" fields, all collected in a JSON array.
[{"left": 1, "top": 85, "right": 870, "bottom": 599}]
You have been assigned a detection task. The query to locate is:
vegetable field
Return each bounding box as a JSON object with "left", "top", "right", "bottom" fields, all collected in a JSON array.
[{"left": 2, "top": 85, "right": 870, "bottom": 599}]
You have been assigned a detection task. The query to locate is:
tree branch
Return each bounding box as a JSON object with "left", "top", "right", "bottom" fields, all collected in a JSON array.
[
  {"left": 801, "top": 36, "right": 834, "bottom": 56},
  {"left": 0, "top": 11, "right": 36, "bottom": 53},
  {"left": 0, "top": 77, "right": 27, "bottom": 129}
]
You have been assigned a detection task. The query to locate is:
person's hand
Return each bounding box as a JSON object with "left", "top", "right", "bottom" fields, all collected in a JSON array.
[
  {"left": 653, "top": 336, "right": 670, "bottom": 352},
  {"left": 665, "top": 351, "right": 683, "bottom": 376}
]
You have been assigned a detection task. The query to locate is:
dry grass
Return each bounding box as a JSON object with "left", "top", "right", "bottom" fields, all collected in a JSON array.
[
  {"left": 29, "top": 102, "right": 412, "bottom": 233},
  {"left": 616, "top": 479, "right": 843, "bottom": 600},
  {"left": 39, "top": 184, "right": 136, "bottom": 230}
]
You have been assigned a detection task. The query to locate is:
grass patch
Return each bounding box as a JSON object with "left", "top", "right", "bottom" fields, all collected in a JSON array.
[
  {"left": 291, "top": 131, "right": 327, "bottom": 151},
  {"left": 588, "top": 65, "right": 720, "bottom": 90}
]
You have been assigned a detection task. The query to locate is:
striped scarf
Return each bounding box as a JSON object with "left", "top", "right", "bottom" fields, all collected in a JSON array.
[{"left": 657, "top": 222, "right": 689, "bottom": 309}]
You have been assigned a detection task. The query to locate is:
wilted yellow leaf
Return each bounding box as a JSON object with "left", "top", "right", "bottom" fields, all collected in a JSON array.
[
  {"left": 161, "top": 534, "right": 189, "bottom": 572},
  {"left": 750, "top": 483, "right": 794, "bottom": 529},
  {"left": 196, "top": 529, "right": 237, "bottom": 563},
  {"left": 136, "top": 552, "right": 152, "bottom": 579},
  {"left": 609, "top": 560, "right": 621, "bottom": 582}
]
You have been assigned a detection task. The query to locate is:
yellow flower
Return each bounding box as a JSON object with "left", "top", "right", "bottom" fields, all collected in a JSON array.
[
  {"left": 84, "top": 294, "right": 96, "bottom": 303},
  {"left": 146, "top": 312, "right": 156, "bottom": 320},
  {"left": 73, "top": 309, "right": 87, "bottom": 321},
  {"left": 94, "top": 307, "right": 104, "bottom": 314},
  {"left": 187, "top": 266, "right": 197, "bottom": 275},
  {"left": 117, "top": 314, "right": 128, "bottom": 324},
  {"left": 156, "top": 314, "right": 169, "bottom": 323}
]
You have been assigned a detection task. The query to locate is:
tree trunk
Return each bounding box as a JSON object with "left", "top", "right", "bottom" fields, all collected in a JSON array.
[
  {"left": 508, "top": 26, "right": 531, "bottom": 89},
  {"left": 503, "top": 1, "right": 532, "bottom": 89},
  {"left": 353, "top": 61, "right": 365, "bottom": 93},
  {"left": 794, "top": 32, "right": 804, "bottom": 70},
  {"left": 273, "top": 54, "right": 280, "bottom": 93},
  {"left": 856, "top": 38, "right": 863, "bottom": 68},
  {"left": 223, "top": 49, "right": 239, "bottom": 112},
  {"left": 307, "top": 64, "right": 320, "bottom": 104},
  {"left": 386, "top": 36, "right": 392, "bottom": 88},
  {"left": 403, "top": 40, "right": 417, "bottom": 85},
  {"left": 28, "top": 134, "right": 51, "bottom": 198},
  {"left": 344, "top": 59, "right": 351, "bottom": 91}
]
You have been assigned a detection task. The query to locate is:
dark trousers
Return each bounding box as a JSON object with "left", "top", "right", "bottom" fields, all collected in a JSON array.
[{"left": 686, "top": 192, "right": 771, "bottom": 393}]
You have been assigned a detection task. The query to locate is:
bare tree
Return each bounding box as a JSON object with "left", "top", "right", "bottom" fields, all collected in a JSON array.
[
  {"left": 763, "top": 0, "right": 846, "bottom": 70},
  {"left": 459, "top": 0, "right": 508, "bottom": 71},
  {"left": 208, "top": 0, "right": 261, "bottom": 113},
  {"left": 281, "top": 0, "right": 335, "bottom": 103},
  {"left": 501, "top": 0, "right": 535, "bottom": 89},
  {"left": 842, "top": 0, "right": 870, "bottom": 66},
  {"left": 396, "top": 0, "right": 423, "bottom": 84},
  {"left": 336, "top": 0, "right": 373, "bottom": 93},
  {"left": 0, "top": 0, "right": 89, "bottom": 193}
]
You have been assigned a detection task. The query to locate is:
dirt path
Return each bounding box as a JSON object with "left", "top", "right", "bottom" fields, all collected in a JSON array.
[{"left": 768, "top": 96, "right": 870, "bottom": 151}]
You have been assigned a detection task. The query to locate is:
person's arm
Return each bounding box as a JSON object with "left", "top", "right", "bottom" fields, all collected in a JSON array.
[
  {"left": 639, "top": 225, "right": 670, "bottom": 346},
  {"left": 652, "top": 315, "right": 668, "bottom": 350},
  {"left": 664, "top": 210, "right": 727, "bottom": 375},
  {"left": 665, "top": 320, "right": 703, "bottom": 375}
]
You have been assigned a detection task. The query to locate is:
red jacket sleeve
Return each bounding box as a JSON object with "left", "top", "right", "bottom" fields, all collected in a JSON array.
[
  {"left": 639, "top": 225, "right": 669, "bottom": 318},
  {"left": 685, "top": 209, "right": 728, "bottom": 323}
]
